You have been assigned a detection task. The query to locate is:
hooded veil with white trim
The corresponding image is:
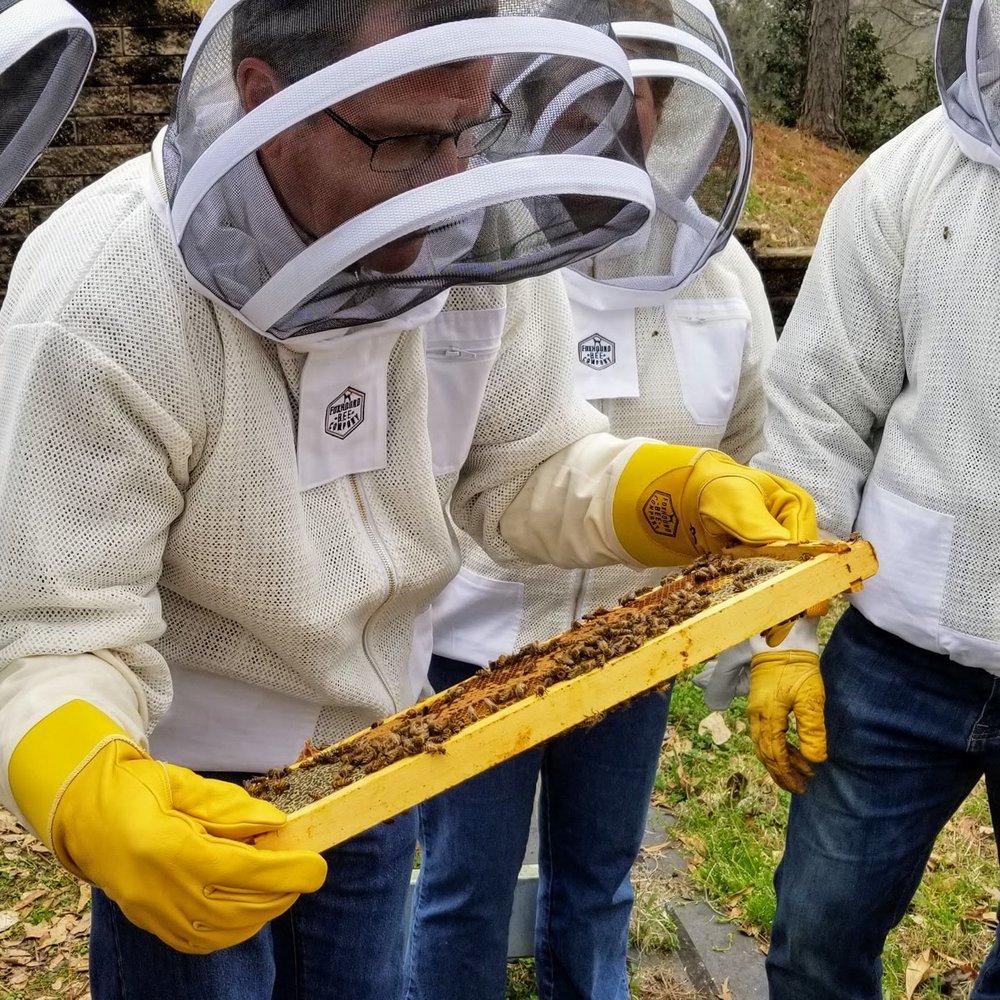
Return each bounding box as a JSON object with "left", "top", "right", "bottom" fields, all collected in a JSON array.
[
  {"left": 938, "top": 0, "right": 1000, "bottom": 170},
  {"left": 587, "top": 0, "right": 751, "bottom": 291},
  {"left": 162, "top": 0, "right": 656, "bottom": 342},
  {"left": 0, "top": 0, "right": 94, "bottom": 206}
]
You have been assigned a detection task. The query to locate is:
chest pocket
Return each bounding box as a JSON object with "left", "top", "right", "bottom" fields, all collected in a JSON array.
[
  {"left": 667, "top": 299, "right": 750, "bottom": 427},
  {"left": 424, "top": 307, "right": 505, "bottom": 476}
]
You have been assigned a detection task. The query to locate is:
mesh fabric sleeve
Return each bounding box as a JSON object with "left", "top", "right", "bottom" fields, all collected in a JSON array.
[
  {"left": 753, "top": 156, "right": 908, "bottom": 537},
  {"left": 0, "top": 321, "right": 200, "bottom": 816}
]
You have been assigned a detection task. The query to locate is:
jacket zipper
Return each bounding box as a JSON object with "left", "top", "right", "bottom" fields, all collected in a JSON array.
[
  {"left": 424, "top": 346, "right": 500, "bottom": 362},
  {"left": 348, "top": 473, "right": 400, "bottom": 713}
]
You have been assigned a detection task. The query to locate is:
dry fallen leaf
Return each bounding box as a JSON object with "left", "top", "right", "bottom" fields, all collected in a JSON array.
[
  {"left": 641, "top": 840, "right": 673, "bottom": 856},
  {"left": 964, "top": 905, "right": 999, "bottom": 928},
  {"left": 717, "top": 978, "right": 733, "bottom": 1000},
  {"left": 905, "top": 948, "right": 933, "bottom": 998},
  {"left": 933, "top": 949, "right": 977, "bottom": 977},
  {"left": 698, "top": 712, "right": 733, "bottom": 746},
  {"left": 0, "top": 910, "right": 19, "bottom": 934},
  {"left": 15, "top": 889, "right": 48, "bottom": 911}
]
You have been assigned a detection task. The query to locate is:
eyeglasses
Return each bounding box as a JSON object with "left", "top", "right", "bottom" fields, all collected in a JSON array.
[{"left": 323, "top": 92, "right": 512, "bottom": 173}]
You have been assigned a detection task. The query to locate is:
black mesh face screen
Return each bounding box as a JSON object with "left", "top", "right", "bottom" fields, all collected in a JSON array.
[
  {"left": 0, "top": 18, "right": 94, "bottom": 206},
  {"left": 164, "top": 0, "right": 655, "bottom": 337},
  {"left": 613, "top": 0, "right": 731, "bottom": 64},
  {"left": 938, "top": 0, "right": 974, "bottom": 103},
  {"left": 938, "top": 0, "right": 1000, "bottom": 150},
  {"left": 577, "top": 6, "right": 750, "bottom": 291}
]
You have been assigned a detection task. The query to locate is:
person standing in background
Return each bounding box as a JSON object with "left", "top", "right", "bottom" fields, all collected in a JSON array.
[
  {"left": 745, "top": 2, "right": 1000, "bottom": 995},
  {"left": 406, "top": 4, "right": 820, "bottom": 997}
]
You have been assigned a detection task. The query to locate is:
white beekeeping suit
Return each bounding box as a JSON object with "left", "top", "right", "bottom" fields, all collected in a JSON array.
[
  {"left": 432, "top": 1, "right": 774, "bottom": 665},
  {"left": 0, "top": 0, "right": 820, "bottom": 959},
  {"left": 0, "top": 0, "right": 94, "bottom": 206},
  {"left": 754, "top": 0, "right": 1000, "bottom": 671},
  {"left": 0, "top": 0, "right": 666, "bottom": 819}
]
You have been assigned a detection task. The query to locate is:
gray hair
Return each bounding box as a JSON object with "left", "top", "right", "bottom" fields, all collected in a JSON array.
[{"left": 232, "top": 0, "right": 502, "bottom": 82}]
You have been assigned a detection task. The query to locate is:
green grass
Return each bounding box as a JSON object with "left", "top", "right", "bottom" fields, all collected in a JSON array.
[
  {"left": 506, "top": 960, "right": 540, "bottom": 1000},
  {"left": 630, "top": 876, "right": 681, "bottom": 955},
  {"left": 659, "top": 603, "right": 997, "bottom": 999},
  {"left": 0, "top": 812, "right": 90, "bottom": 1000}
]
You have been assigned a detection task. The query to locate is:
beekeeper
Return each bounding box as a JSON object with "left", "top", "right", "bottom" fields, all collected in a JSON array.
[
  {"left": 718, "top": 1, "right": 1000, "bottom": 995},
  {"left": 0, "top": 0, "right": 94, "bottom": 206},
  {"left": 0, "top": 1, "right": 815, "bottom": 997},
  {"left": 406, "top": 5, "right": 794, "bottom": 998}
]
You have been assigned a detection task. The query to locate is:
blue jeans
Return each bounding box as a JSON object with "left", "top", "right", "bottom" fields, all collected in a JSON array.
[
  {"left": 89, "top": 772, "right": 418, "bottom": 1000},
  {"left": 768, "top": 606, "right": 1000, "bottom": 999},
  {"left": 406, "top": 654, "right": 672, "bottom": 1000}
]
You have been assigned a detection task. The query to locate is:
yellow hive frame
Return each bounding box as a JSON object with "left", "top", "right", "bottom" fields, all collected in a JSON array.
[{"left": 255, "top": 540, "right": 878, "bottom": 854}]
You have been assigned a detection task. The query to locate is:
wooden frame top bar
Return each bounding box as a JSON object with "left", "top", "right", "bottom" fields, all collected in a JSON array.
[{"left": 254, "top": 540, "right": 878, "bottom": 853}]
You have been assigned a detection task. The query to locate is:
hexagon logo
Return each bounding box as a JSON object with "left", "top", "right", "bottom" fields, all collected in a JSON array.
[
  {"left": 578, "top": 332, "right": 616, "bottom": 370},
  {"left": 643, "top": 491, "right": 679, "bottom": 538},
  {"left": 325, "top": 386, "right": 366, "bottom": 440}
]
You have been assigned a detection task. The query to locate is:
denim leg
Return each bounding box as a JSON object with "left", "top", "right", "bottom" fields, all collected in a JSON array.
[
  {"left": 405, "top": 655, "right": 542, "bottom": 1000},
  {"left": 271, "top": 809, "right": 418, "bottom": 1000},
  {"left": 768, "top": 608, "right": 990, "bottom": 1000},
  {"left": 89, "top": 888, "right": 276, "bottom": 1000},
  {"left": 534, "top": 688, "right": 672, "bottom": 1000}
]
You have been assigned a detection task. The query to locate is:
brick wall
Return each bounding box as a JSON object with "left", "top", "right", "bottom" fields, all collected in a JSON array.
[
  {"left": 0, "top": 1, "right": 197, "bottom": 297},
  {"left": 736, "top": 226, "right": 812, "bottom": 335}
]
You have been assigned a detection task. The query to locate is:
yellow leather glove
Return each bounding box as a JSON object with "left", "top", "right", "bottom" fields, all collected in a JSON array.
[
  {"left": 9, "top": 700, "right": 327, "bottom": 954},
  {"left": 747, "top": 650, "right": 827, "bottom": 794},
  {"left": 612, "top": 444, "right": 817, "bottom": 566}
]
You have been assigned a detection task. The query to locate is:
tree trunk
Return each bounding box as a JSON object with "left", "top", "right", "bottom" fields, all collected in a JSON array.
[{"left": 798, "top": 0, "right": 850, "bottom": 143}]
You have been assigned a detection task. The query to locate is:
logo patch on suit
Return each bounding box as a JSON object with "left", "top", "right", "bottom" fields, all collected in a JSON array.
[
  {"left": 325, "top": 387, "right": 366, "bottom": 439},
  {"left": 643, "top": 491, "right": 679, "bottom": 538},
  {"left": 578, "top": 333, "right": 616, "bottom": 370}
]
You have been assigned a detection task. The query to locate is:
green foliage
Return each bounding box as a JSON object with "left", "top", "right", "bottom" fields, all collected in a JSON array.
[
  {"left": 905, "top": 56, "right": 942, "bottom": 120},
  {"left": 717, "top": 0, "right": 809, "bottom": 127},
  {"left": 842, "top": 17, "right": 909, "bottom": 153},
  {"left": 756, "top": 0, "right": 811, "bottom": 128},
  {"left": 717, "top": 0, "right": 939, "bottom": 153}
]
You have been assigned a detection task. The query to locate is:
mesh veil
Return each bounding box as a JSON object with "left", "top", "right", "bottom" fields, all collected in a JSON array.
[
  {"left": 163, "top": 0, "right": 655, "bottom": 341},
  {"left": 938, "top": 0, "right": 1000, "bottom": 168},
  {"left": 0, "top": 0, "right": 94, "bottom": 207},
  {"left": 587, "top": 2, "right": 751, "bottom": 290}
]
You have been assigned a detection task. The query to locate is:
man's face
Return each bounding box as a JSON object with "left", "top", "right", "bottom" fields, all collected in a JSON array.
[
  {"left": 237, "top": 55, "right": 493, "bottom": 274},
  {"left": 633, "top": 77, "right": 663, "bottom": 158}
]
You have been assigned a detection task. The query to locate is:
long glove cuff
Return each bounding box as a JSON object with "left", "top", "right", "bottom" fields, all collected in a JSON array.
[
  {"left": 8, "top": 700, "right": 140, "bottom": 852},
  {"left": 612, "top": 443, "right": 711, "bottom": 566},
  {"left": 750, "top": 649, "right": 821, "bottom": 672}
]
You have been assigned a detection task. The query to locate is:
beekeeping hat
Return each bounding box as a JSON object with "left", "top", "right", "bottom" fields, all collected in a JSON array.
[
  {"left": 161, "top": 0, "right": 655, "bottom": 344},
  {"left": 585, "top": 0, "right": 751, "bottom": 292},
  {"left": 937, "top": 0, "right": 1000, "bottom": 169},
  {"left": 0, "top": 0, "right": 94, "bottom": 206},
  {"left": 620, "top": 0, "right": 735, "bottom": 69}
]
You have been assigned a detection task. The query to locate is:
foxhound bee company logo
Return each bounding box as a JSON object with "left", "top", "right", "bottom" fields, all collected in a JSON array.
[
  {"left": 643, "top": 491, "right": 679, "bottom": 538},
  {"left": 325, "top": 387, "right": 366, "bottom": 440},
  {"left": 578, "top": 332, "right": 616, "bottom": 370}
]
